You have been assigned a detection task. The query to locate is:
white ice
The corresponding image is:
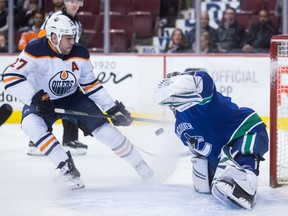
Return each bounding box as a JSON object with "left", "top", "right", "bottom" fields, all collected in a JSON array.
[{"left": 1, "top": 123, "right": 288, "bottom": 216}]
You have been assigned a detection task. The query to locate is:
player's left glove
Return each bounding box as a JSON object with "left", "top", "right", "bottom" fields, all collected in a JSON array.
[
  {"left": 106, "top": 101, "right": 133, "bottom": 126},
  {"left": 31, "top": 90, "right": 55, "bottom": 118}
]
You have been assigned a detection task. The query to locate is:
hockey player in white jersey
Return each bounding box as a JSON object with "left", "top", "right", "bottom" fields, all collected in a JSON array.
[
  {"left": 3, "top": 15, "right": 154, "bottom": 190},
  {"left": 155, "top": 68, "right": 269, "bottom": 210},
  {"left": 28, "top": 0, "right": 87, "bottom": 156}
]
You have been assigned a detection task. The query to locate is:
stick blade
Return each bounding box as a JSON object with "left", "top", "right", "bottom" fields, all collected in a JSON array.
[{"left": 0, "top": 104, "right": 13, "bottom": 126}]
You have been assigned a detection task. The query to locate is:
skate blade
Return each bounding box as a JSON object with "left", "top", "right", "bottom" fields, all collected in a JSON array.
[
  {"left": 26, "top": 148, "right": 43, "bottom": 156},
  {"left": 53, "top": 176, "right": 85, "bottom": 191},
  {"left": 63, "top": 146, "right": 87, "bottom": 156}
]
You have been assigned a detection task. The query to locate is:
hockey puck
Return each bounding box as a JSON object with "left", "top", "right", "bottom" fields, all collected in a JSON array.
[{"left": 155, "top": 128, "right": 164, "bottom": 136}]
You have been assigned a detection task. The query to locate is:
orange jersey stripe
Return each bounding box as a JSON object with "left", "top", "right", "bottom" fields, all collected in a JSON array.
[
  {"left": 64, "top": 56, "right": 89, "bottom": 61},
  {"left": 24, "top": 50, "right": 59, "bottom": 59},
  {"left": 3, "top": 77, "right": 22, "bottom": 83},
  {"left": 83, "top": 81, "right": 101, "bottom": 91}
]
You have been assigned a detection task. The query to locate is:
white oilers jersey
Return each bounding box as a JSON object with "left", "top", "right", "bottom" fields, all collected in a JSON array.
[
  {"left": 42, "top": 9, "right": 82, "bottom": 43},
  {"left": 3, "top": 37, "right": 115, "bottom": 112}
]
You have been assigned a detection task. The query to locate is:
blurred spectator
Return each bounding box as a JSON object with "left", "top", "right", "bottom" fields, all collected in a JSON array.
[
  {"left": 18, "top": 10, "right": 44, "bottom": 51},
  {"left": 46, "top": 0, "right": 64, "bottom": 16},
  {"left": 164, "top": 28, "right": 191, "bottom": 53},
  {"left": 214, "top": 7, "right": 245, "bottom": 53},
  {"left": 275, "top": 0, "right": 283, "bottom": 16},
  {"left": 199, "top": 31, "right": 217, "bottom": 54},
  {"left": 181, "top": 0, "right": 194, "bottom": 10},
  {"left": 241, "top": 10, "right": 277, "bottom": 53},
  {"left": 0, "top": 0, "right": 8, "bottom": 33},
  {"left": 275, "top": 0, "right": 287, "bottom": 33},
  {"left": 39, "top": 0, "right": 82, "bottom": 43},
  {"left": 15, "top": 0, "right": 41, "bottom": 32},
  {"left": 160, "top": 0, "right": 180, "bottom": 27},
  {"left": 187, "top": 11, "right": 217, "bottom": 50},
  {"left": 0, "top": 32, "right": 7, "bottom": 52}
]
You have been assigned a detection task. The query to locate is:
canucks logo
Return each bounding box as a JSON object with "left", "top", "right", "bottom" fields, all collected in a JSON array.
[
  {"left": 49, "top": 70, "right": 76, "bottom": 96},
  {"left": 184, "top": 133, "right": 212, "bottom": 157}
]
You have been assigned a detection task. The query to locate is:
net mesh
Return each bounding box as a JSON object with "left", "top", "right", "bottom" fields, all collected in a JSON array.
[{"left": 276, "top": 41, "right": 288, "bottom": 185}]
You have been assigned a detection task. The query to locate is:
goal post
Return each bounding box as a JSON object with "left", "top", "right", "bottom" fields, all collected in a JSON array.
[{"left": 270, "top": 35, "right": 288, "bottom": 187}]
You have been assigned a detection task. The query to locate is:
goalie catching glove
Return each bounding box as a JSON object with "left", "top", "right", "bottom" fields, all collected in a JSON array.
[
  {"left": 31, "top": 89, "right": 55, "bottom": 118},
  {"left": 106, "top": 101, "right": 133, "bottom": 126}
]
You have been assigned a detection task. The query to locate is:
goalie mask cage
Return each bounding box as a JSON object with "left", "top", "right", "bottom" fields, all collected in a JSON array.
[{"left": 270, "top": 35, "right": 288, "bottom": 188}]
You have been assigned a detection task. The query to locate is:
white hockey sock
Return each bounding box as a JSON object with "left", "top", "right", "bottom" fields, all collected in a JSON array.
[
  {"left": 92, "top": 123, "right": 143, "bottom": 167},
  {"left": 46, "top": 144, "right": 69, "bottom": 169}
]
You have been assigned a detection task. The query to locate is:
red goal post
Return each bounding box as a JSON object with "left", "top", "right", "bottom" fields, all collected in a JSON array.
[{"left": 270, "top": 35, "right": 288, "bottom": 188}]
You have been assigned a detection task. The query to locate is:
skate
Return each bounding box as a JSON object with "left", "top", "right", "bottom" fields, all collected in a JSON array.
[
  {"left": 62, "top": 140, "right": 88, "bottom": 155},
  {"left": 212, "top": 177, "right": 256, "bottom": 210},
  {"left": 134, "top": 160, "right": 154, "bottom": 182},
  {"left": 54, "top": 151, "right": 85, "bottom": 190},
  {"left": 211, "top": 164, "right": 258, "bottom": 210},
  {"left": 26, "top": 141, "right": 43, "bottom": 156}
]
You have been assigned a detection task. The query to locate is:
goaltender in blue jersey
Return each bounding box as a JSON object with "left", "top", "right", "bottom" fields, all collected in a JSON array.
[
  {"left": 155, "top": 68, "right": 268, "bottom": 210},
  {"left": 3, "top": 15, "right": 154, "bottom": 190}
]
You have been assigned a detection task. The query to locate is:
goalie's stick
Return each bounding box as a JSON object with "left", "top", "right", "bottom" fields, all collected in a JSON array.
[
  {"left": 0, "top": 104, "right": 13, "bottom": 126},
  {"left": 54, "top": 108, "right": 172, "bottom": 124}
]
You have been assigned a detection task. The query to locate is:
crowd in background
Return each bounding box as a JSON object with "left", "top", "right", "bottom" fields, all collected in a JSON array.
[
  {"left": 0, "top": 0, "right": 284, "bottom": 53},
  {"left": 164, "top": 7, "right": 279, "bottom": 54}
]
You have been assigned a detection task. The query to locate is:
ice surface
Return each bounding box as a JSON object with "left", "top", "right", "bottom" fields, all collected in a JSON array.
[{"left": 1, "top": 124, "right": 288, "bottom": 216}]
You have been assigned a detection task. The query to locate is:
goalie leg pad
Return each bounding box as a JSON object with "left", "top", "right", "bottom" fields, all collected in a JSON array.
[
  {"left": 191, "top": 156, "right": 210, "bottom": 193},
  {"left": 212, "top": 165, "right": 257, "bottom": 210}
]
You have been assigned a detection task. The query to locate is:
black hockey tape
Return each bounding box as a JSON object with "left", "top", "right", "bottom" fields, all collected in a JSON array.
[{"left": 0, "top": 104, "right": 13, "bottom": 126}]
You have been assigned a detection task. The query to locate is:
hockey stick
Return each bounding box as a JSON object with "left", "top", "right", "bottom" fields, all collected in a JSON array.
[
  {"left": 134, "top": 145, "right": 192, "bottom": 158},
  {"left": 0, "top": 104, "right": 13, "bottom": 126},
  {"left": 54, "top": 108, "right": 172, "bottom": 124}
]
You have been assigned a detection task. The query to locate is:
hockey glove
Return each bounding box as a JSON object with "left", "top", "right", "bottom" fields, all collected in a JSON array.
[
  {"left": 31, "top": 90, "right": 55, "bottom": 118},
  {"left": 106, "top": 101, "right": 133, "bottom": 126}
]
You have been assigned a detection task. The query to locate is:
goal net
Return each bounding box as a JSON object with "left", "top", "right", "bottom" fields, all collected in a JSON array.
[{"left": 270, "top": 35, "right": 288, "bottom": 187}]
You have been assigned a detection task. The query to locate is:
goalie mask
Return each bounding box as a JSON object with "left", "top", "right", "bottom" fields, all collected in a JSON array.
[
  {"left": 46, "top": 15, "right": 77, "bottom": 54},
  {"left": 155, "top": 69, "right": 205, "bottom": 112}
]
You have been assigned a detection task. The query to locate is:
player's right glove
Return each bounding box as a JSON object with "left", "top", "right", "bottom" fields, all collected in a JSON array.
[
  {"left": 106, "top": 101, "right": 133, "bottom": 126},
  {"left": 31, "top": 89, "right": 55, "bottom": 118}
]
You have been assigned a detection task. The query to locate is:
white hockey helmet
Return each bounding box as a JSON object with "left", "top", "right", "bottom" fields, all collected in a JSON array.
[
  {"left": 45, "top": 15, "right": 77, "bottom": 53},
  {"left": 154, "top": 69, "right": 205, "bottom": 112},
  {"left": 64, "top": 0, "right": 84, "bottom": 7}
]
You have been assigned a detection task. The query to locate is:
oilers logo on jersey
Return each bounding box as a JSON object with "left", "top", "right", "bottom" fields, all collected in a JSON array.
[{"left": 49, "top": 70, "right": 76, "bottom": 96}]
